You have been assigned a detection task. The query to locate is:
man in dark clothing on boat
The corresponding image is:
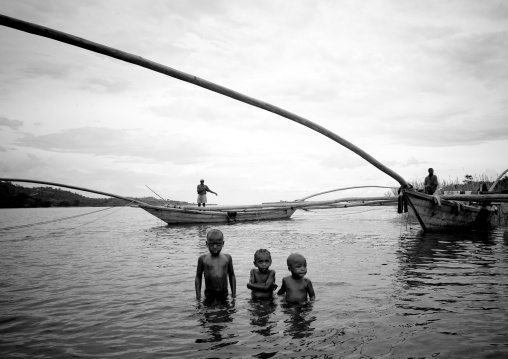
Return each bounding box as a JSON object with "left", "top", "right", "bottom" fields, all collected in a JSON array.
[
  {"left": 424, "top": 168, "right": 438, "bottom": 195},
  {"left": 197, "top": 179, "right": 217, "bottom": 207}
]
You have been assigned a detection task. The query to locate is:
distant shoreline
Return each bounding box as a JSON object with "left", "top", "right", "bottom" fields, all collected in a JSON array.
[{"left": 0, "top": 181, "right": 189, "bottom": 208}]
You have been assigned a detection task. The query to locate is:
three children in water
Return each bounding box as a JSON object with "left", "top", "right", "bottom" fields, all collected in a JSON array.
[{"left": 195, "top": 229, "right": 315, "bottom": 302}]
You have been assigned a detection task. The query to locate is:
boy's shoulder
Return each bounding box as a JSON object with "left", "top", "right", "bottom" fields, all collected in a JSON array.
[
  {"left": 252, "top": 268, "right": 275, "bottom": 274},
  {"left": 222, "top": 252, "right": 233, "bottom": 260}
]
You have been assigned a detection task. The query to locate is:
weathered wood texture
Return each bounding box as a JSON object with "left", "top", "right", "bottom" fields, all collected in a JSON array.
[
  {"left": 140, "top": 206, "right": 296, "bottom": 224},
  {"left": 403, "top": 190, "right": 496, "bottom": 231}
]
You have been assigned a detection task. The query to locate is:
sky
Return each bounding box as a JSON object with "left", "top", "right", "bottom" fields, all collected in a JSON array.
[{"left": 1, "top": 0, "right": 507, "bottom": 205}]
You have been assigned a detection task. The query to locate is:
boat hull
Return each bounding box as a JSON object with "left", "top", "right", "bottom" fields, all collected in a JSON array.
[
  {"left": 140, "top": 205, "right": 296, "bottom": 225},
  {"left": 402, "top": 190, "right": 496, "bottom": 231}
]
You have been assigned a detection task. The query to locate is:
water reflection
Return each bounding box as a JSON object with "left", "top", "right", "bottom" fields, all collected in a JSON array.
[
  {"left": 398, "top": 229, "right": 499, "bottom": 269},
  {"left": 247, "top": 298, "right": 277, "bottom": 336},
  {"left": 395, "top": 228, "right": 508, "bottom": 317},
  {"left": 280, "top": 301, "right": 316, "bottom": 339},
  {"left": 195, "top": 298, "right": 238, "bottom": 348}
]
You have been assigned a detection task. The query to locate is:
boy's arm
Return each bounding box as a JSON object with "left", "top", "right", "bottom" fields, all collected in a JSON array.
[
  {"left": 247, "top": 268, "right": 255, "bottom": 289},
  {"left": 277, "top": 277, "right": 287, "bottom": 295},
  {"left": 249, "top": 268, "right": 255, "bottom": 283},
  {"left": 195, "top": 256, "right": 204, "bottom": 298},
  {"left": 306, "top": 279, "right": 315, "bottom": 300},
  {"left": 246, "top": 270, "right": 277, "bottom": 292},
  {"left": 227, "top": 254, "right": 236, "bottom": 297}
]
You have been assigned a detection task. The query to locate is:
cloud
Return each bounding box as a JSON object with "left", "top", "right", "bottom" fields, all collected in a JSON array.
[
  {"left": 384, "top": 108, "right": 508, "bottom": 147},
  {"left": 405, "top": 157, "right": 422, "bottom": 166},
  {"left": 13, "top": 126, "right": 212, "bottom": 164},
  {"left": 0, "top": 116, "right": 23, "bottom": 129},
  {"left": 316, "top": 152, "right": 370, "bottom": 170},
  {"left": 79, "top": 77, "right": 129, "bottom": 93},
  {"left": 23, "top": 62, "right": 80, "bottom": 80},
  {"left": 431, "top": 31, "right": 508, "bottom": 83}
]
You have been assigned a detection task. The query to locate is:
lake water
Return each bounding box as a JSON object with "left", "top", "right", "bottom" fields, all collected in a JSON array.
[{"left": 1, "top": 206, "right": 507, "bottom": 358}]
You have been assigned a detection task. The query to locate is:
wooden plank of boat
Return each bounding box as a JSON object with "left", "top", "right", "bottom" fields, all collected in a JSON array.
[{"left": 402, "top": 190, "right": 497, "bottom": 231}]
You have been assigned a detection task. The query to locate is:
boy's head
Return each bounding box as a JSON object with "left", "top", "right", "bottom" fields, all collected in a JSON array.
[
  {"left": 206, "top": 229, "right": 224, "bottom": 256},
  {"left": 287, "top": 253, "right": 307, "bottom": 278},
  {"left": 253, "top": 249, "right": 272, "bottom": 272}
]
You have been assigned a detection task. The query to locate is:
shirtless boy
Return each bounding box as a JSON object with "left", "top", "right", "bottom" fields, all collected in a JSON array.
[
  {"left": 277, "top": 253, "right": 315, "bottom": 302},
  {"left": 247, "top": 249, "right": 278, "bottom": 298},
  {"left": 195, "top": 229, "right": 236, "bottom": 299}
]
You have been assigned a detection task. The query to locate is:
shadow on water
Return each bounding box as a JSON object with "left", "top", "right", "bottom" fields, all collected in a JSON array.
[
  {"left": 280, "top": 301, "right": 316, "bottom": 340},
  {"left": 392, "top": 226, "right": 508, "bottom": 356},
  {"left": 398, "top": 228, "right": 501, "bottom": 268},
  {"left": 194, "top": 298, "right": 238, "bottom": 350},
  {"left": 247, "top": 297, "right": 278, "bottom": 337}
]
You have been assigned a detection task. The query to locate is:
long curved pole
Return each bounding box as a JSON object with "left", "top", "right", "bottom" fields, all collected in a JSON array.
[
  {"left": 0, "top": 14, "right": 409, "bottom": 188},
  {"left": 295, "top": 185, "right": 396, "bottom": 201},
  {"left": 489, "top": 168, "right": 508, "bottom": 192}
]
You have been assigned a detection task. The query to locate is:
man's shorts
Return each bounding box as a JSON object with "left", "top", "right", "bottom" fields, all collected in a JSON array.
[{"left": 197, "top": 194, "right": 207, "bottom": 204}]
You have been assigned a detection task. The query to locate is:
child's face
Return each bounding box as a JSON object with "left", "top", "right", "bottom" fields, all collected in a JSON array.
[
  {"left": 254, "top": 253, "right": 272, "bottom": 273},
  {"left": 289, "top": 257, "right": 307, "bottom": 278},
  {"left": 206, "top": 238, "right": 224, "bottom": 256}
]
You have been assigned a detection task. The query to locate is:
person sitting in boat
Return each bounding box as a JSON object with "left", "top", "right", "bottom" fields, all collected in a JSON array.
[
  {"left": 197, "top": 179, "right": 217, "bottom": 207},
  {"left": 424, "top": 168, "right": 438, "bottom": 195}
]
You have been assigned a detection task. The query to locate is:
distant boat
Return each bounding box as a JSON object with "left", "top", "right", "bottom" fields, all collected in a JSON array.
[{"left": 140, "top": 204, "right": 296, "bottom": 224}]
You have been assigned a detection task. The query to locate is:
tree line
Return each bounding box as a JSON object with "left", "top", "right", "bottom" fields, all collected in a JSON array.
[{"left": 0, "top": 181, "right": 188, "bottom": 208}]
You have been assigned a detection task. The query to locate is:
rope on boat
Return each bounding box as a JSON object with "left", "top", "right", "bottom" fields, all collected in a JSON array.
[
  {"left": 0, "top": 204, "right": 132, "bottom": 231},
  {"left": 62, "top": 203, "right": 134, "bottom": 231}
]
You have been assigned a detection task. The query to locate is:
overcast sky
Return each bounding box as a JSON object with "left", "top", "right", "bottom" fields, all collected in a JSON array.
[{"left": 1, "top": 0, "right": 507, "bottom": 204}]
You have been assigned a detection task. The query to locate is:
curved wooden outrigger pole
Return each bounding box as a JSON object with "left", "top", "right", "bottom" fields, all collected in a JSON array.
[
  {"left": 295, "top": 185, "right": 396, "bottom": 201},
  {"left": 0, "top": 14, "right": 409, "bottom": 188},
  {"left": 489, "top": 169, "right": 508, "bottom": 192}
]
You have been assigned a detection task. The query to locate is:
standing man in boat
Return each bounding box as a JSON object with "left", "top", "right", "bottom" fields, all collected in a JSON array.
[
  {"left": 197, "top": 179, "right": 218, "bottom": 207},
  {"left": 424, "top": 168, "right": 438, "bottom": 195}
]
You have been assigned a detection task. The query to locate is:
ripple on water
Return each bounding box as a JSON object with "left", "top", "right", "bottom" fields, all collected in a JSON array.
[{"left": 1, "top": 207, "right": 507, "bottom": 358}]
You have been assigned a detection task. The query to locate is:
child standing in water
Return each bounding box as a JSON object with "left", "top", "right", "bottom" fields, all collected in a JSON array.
[
  {"left": 195, "top": 229, "right": 236, "bottom": 300},
  {"left": 247, "top": 249, "right": 278, "bottom": 298},
  {"left": 278, "top": 253, "right": 315, "bottom": 302}
]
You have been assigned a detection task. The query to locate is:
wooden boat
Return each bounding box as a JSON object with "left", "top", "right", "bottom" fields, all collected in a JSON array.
[
  {"left": 401, "top": 169, "right": 508, "bottom": 231},
  {"left": 401, "top": 190, "right": 498, "bottom": 231},
  {"left": 140, "top": 204, "right": 296, "bottom": 224}
]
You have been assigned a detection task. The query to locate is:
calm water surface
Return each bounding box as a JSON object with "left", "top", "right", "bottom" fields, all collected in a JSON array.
[{"left": 1, "top": 207, "right": 507, "bottom": 358}]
